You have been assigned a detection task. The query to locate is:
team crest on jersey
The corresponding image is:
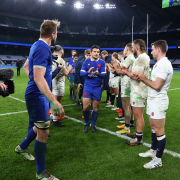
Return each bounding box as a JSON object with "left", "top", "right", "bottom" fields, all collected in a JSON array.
[
  {"left": 88, "top": 64, "right": 90, "bottom": 66},
  {"left": 84, "top": 92, "right": 87, "bottom": 96},
  {"left": 133, "top": 102, "right": 135, "bottom": 105},
  {"left": 97, "top": 64, "right": 101, "bottom": 67},
  {"left": 152, "top": 112, "right": 154, "bottom": 116}
]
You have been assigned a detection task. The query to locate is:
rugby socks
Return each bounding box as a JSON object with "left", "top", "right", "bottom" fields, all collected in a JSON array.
[
  {"left": 78, "top": 91, "right": 82, "bottom": 100},
  {"left": 53, "top": 115, "right": 58, "bottom": 122},
  {"left": 91, "top": 111, "right": 98, "bottom": 126},
  {"left": 156, "top": 134, "right": 166, "bottom": 158},
  {"left": 83, "top": 110, "right": 90, "bottom": 125},
  {"left": 19, "top": 128, "right": 36, "bottom": 149},
  {"left": 107, "top": 91, "right": 110, "bottom": 101},
  {"left": 116, "top": 95, "right": 119, "bottom": 108},
  {"left": 136, "top": 132, "right": 143, "bottom": 142},
  {"left": 125, "top": 123, "right": 130, "bottom": 130},
  {"left": 74, "top": 95, "right": 77, "bottom": 101},
  {"left": 35, "top": 140, "right": 47, "bottom": 175},
  {"left": 151, "top": 129, "right": 157, "bottom": 150},
  {"left": 91, "top": 102, "right": 93, "bottom": 110},
  {"left": 130, "top": 120, "right": 134, "bottom": 124},
  {"left": 110, "top": 93, "right": 115, "bottom": 105},
  {"left": 70, "top": 89, "right": 73, "bottom": 98}
]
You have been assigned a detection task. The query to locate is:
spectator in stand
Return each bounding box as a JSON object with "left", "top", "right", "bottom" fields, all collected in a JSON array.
[{"left": 16, "top": 59, "right": 21, "bottom": 76}]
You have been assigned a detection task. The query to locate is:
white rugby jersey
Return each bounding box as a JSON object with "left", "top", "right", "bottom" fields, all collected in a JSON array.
[
  {"left": 148, "top": 57, "right": 173, "bottom": 98},
  {"left": 131, "top": 53, "right": 150, "bottom": 99}
]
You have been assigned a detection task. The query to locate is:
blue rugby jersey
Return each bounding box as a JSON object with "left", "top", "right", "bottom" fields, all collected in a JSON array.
[
  {"left": 25, "top": 39, "right": 52, "bottom": 98},
  {"left": 69, "top": 60, "right": 76, "bottom": 79},
  {"left": 80, "top": 58, "right": 106, "bottom": 87}
]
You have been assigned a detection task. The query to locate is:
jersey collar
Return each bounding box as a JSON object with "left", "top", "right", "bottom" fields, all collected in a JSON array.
[{"left": 39, "top": 38, "right": 48, "bottom": 45}]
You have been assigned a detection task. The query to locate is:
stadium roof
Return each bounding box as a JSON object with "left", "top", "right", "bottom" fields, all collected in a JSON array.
[{"left": 0, "top": 0, "right": 180, "bottom": 24}]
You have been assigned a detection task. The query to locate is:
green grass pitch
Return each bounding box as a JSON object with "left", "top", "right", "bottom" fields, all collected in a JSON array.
[{"left": 0, "top": 68, "right": 180, "bottom": 179}]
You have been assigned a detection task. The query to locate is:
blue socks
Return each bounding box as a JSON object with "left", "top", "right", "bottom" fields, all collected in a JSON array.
[
  {"left": 20, "top": 128, "right": 36, "bottom": 149},
  {"left": 83, "top": 110, "right": 89, "bottom": 125},
  {"left": 156, "top": 134, "right": 166, "bottom": 158},
  {"left": 35, "top": 140, "right": 47, "bottom": 175},
  {"left": 78, "top": 91, "right": 82, "bottom": 100},
  {"left": 92, "top": 111, "right": 98, "bottom": 126},
  {"left": 151, "top": 129, "right": 157, "bottom": 150}
]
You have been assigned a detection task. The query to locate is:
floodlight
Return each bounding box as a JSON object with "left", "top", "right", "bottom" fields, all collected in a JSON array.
[
  {"left": 105, "top": 4, "right": 116, "bottom": 9},
  {"left": 55, "top": 0, "right": 65, "bottom": 6},
  {"left": 74, "top": 2, "right": 84, "bottom": 9},
  {"left": 93, "top": 4, "right": 104, "bottom": 9}
]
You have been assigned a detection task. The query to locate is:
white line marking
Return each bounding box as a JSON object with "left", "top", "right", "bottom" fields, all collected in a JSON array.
[
  {"left": 8, "top": 96, "right": 76, "bottom": 107},
  {"left": 65, "top": 115, "right": 180, "bottom": 158},
  {"left": 5, "top": 96, "right": 180, "bottom": 158},
  {"left": 0, "top": 111, "right": 27, "bottom": 116},
  {"left": 63, "top": 104, "right": 76, "bottom": 107},
  {"left": 168, "top": 88, "right": 180, "bottom": 91},
  {"left": 8, "top": 96, "right": 25, "bottom": 103}
]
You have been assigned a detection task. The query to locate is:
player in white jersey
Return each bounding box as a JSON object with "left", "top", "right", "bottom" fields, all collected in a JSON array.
[
  {"left": 134, "top": 40, "right": 173, "bottom": 169},
  {"left": 106, "top": 52, "right": 120, "bottom": 108},
  {"left": 116, "top": 43, "right": 135, "bottom": 134},
  {"left": 52, "top": 46, "right": 72, "bottom": 126},
  {"left": 114, "top": 39, "right": 150, "bottom": 145}
]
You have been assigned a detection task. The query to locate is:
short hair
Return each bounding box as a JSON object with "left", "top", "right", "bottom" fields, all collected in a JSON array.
[
  {"left": 126, "top": 43, "right": 133, "bottom": 52},
  {"left": 133, "top": 39, "right": 147, "bottom": 53},
  {"left": 118, "top": 51, "right": 124, "bottom": 56},
  {"left": 91, "top": 45, "right": 100, "bottom": 52},
  {"left": 73, "top": 54, "right": 79, "bottom": 58},
  {"left": 84, "top": 49, "right": 91, "bottom": 55},
  {"left": 54, "top": 45, "right": 63, "bottom": 52},
  {"left": 71, "top": 50, "right": 77, "bottom": 53},
  {"left": 101, "top": 50, "right": 108, "bottom": 55},
  {"left": 151, "top": 40, "right": 168, "bottom": 54},
  {"left": 40, "top": 19, "right": 60, "bottom": 38},
  {"left": 112, "top": 52, "right": 118, "bottom": 59}
]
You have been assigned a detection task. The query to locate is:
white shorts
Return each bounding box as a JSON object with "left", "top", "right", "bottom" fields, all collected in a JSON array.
[
  {"left": 52, "top": 79, "right": 65, "bottom": 97},
  {"left": 146, "top": 97, "right": 169, "bottom": 119},
  {"left": 130, "top": 92, "right": 146, "bottom": 107},
  {"left": 109, "top": 77, "right": 120, "bottom": 88},
  {"left": 121, "top": 85, "right": 130, "bottom": 98}
]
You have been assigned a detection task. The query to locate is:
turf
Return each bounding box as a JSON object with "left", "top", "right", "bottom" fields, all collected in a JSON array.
[{"left": 0, "top": 68, "right": 180, "bottom": 180}]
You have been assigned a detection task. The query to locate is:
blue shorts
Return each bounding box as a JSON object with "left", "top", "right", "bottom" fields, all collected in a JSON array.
[
  {"left": 83, "top": 86, "right": 101, "bottom": 101},
  {"left": 26, "top": 96, "right": 50, "bottom": 131}
]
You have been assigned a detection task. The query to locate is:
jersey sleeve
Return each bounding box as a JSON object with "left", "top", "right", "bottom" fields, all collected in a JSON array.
[
  {"left": 33, "top": 47, "right": 50, "bottom": 70},
  {"left": 98, "top": 61, "right": 106, "bottom": 78},
  {"left": 123, "top": 56, "right": 132, "bottom": 69},
  {"left": 155, "top": 64, "right": 170, "bottom": 80},
  {"left": 80, "top": 61, "right": 88, "bottom": 77}
]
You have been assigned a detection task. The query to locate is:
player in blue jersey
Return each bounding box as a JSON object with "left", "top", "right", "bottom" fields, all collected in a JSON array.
[
  {"left": 15, "top": 20, "right": 63, "bottom": 180},
  {"left": 67, "top": 50, "right": 77, "bottom": 64},
  {"left": 69, "top": 54, "right": 78, "bottom": 101},
  {"left": 80, "top": 45, "right": 106, "bottom": 133}
]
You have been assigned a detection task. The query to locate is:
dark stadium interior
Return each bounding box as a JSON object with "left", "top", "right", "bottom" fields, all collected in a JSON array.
[{"left": 0, "top": 0, "right": 180, "bottom": 67}]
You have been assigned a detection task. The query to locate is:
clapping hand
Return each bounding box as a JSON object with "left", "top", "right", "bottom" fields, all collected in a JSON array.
[
  {"left": 88, "top": 67, "right": 94, "bottom": 74},
  {"left": 133, "top": 71, "right": 146, "bottom": 81},
  {"left": 92, "top": 68, "right": 99, "bottom": 76}
]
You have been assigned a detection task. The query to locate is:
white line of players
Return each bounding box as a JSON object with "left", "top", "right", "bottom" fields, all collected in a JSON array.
[{"left": 52, "top": 39, "right": 173, "bottom": 169}]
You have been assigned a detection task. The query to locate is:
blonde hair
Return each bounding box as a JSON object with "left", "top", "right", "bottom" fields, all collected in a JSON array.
[{"left": 40, "top": 19, "right": 60, "bottom": 38}]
